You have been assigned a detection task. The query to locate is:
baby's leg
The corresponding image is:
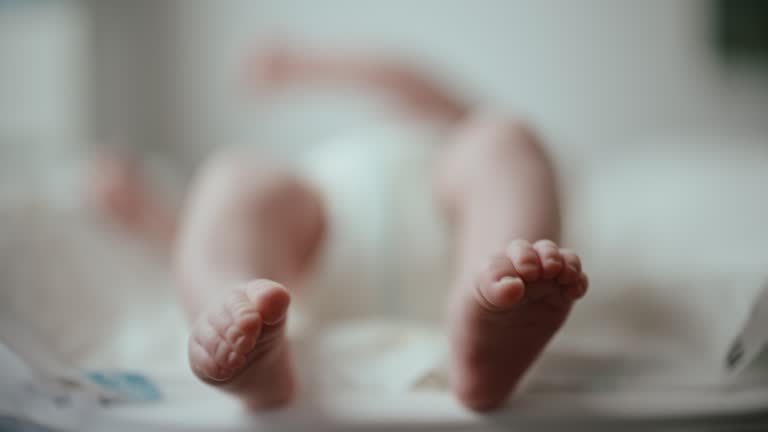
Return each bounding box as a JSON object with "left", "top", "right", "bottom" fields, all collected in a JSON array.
[
  {"left": 248, "top": 45, "right": 469, "bottom": 124},
  {"left": 175, "top": 152, "right": 325, "bottom": 409},
  {"left": 436, "top": 114, "right": 588, "bottom": 411}
]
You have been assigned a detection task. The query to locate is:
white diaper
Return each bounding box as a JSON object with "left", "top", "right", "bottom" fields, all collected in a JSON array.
[{"left": 293, "top": 125, "right": 454, "bottom": 327}]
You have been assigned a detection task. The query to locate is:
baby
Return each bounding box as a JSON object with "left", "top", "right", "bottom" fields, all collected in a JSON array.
[{"left": 94, "top": 47, "right": 589, "bottom": 412}]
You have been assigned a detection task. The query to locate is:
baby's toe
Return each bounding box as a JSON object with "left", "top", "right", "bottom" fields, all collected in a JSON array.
[
  {"left": 485, "top": 253, "right": 518, "bottom": 281},
  {"left": 478, "top": 276, "right": 526, "bottom": 310},
  {"left": 244, "top": 280, "right": 290, "bottom": 325},
  {"left": 533, "top": 240, "right": 563, "bottom": 279},
  {"left": 474, "top": 254, "right": 525, "bottom": 310},
  {"left": 563, "top": 272, "right": 589, "bottom": 301},
  {"left": 506, "top": 239, "right": 541, "bottom": 281},
  {"left": 557, "top": 249, "right": 582, "bottom": 284}
]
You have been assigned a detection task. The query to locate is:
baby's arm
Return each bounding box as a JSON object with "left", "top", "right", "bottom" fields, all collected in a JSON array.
[
  {"left": 248, "top": 44, "right": 470, "bottom": 124},
  {"left": 90, "top": 153, "right": 177, "bottom": 252}
]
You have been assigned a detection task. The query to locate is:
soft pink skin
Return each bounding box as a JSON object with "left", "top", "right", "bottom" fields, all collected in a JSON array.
[
  {"left": 436, "top": 114, "right": 588, "bottom": 410},
  {"left": 187, "top": 279, "right": 294, "bottom": 409},
  {"left": 90, "top": 153, "right": 177, "bottom": 251},
  {"left": 93, "top": 47, "right": 588, "bottom": 412},
  {"left": 173, "top": 155, "right": 324, "bottom": 409},
  {"left": 449, "top": 240, "right": 587, "bottom": 411}
]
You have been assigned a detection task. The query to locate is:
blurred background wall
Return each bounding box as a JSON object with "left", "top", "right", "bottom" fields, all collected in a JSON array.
[
  {"left": 0, "top": 0, "right": 89, "bottom": 200},
  {"left": 2, "top": 0, "right": 768, "bottom": 174},
  {"left": 91, "top": 0, "right": 768, "bottom": 162}
]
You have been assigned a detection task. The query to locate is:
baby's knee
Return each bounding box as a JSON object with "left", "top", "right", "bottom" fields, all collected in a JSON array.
[
  {"left": 457, "top": 112, "right": 543, "bottom": 159},
  {"left": 208, "top": 153, "right": 318, "bottom": 220}
]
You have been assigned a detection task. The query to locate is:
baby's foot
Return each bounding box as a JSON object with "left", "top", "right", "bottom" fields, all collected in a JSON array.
[
  {"left": 188, "top": 279, "right": 294, "bottom": 409},
  {"left": 450, "top": 239, "right": 588, "bottom": 411}
]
